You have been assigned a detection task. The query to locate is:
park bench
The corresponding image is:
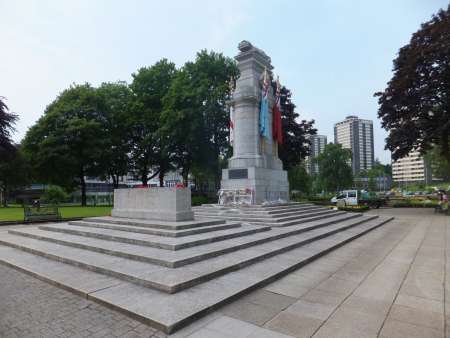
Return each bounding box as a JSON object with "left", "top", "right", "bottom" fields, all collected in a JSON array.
[
  {"left": 24, "top": 206, "right": 61, "bottom": 222},
  {"left": 434, "top": 203, "right": 449, "bottom": 215}
]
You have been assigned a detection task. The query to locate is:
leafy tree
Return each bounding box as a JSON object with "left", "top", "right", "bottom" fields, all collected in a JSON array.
[
  {"left": 376, "top": 5, "right": 450, "bottom": 164},
  {"left": 316, "top": 143, "right": 353, "bottom": 192},
  {"left": 288, "top": 164, "right": 312, "bottom": 197},
  {"left": 0, "top": 147, "right": 30, "bottom": 207},
  {"left": 161, "top": 67, "right": 204, "bottom": 186},
  {"left": 0, "top": 96, "right": 18, "bottom": 157},
  {"left": 161, "top": 51, "right": 238, "bottom": 186},
  {"left": 367, "top": 170, "right": 377, "bottom": 192},
  {"left": 425, "top": 145, "right": 450, "bottom": 181},
  {"left": 43, "top": 185, "right": 69, "bottom": 205},
  {"left": 277, "top": 86, "right": 316, "bottom": 170},
  {"left": 129, "top": 59, "right": 177, "bottom": 186},
  {"left": 22, "top": 84, "right": 105, "bottom": 206},
  {"left": 96, "top": 82, "right": 133, "bottom": 188}
]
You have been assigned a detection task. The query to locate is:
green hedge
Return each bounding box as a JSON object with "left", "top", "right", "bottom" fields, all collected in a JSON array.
[
  {"left": 191, "top": 195, "right": 213, "bottom": 206},
  {"left": 389, "top": 199, "right": 438, "bottom": 208},
  {"left": 338, "top": 205, "right": 370, "bottom": 212}
]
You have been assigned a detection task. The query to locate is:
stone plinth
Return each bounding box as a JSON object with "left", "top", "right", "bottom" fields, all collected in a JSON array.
[{"left": 111, "top": 188, "right": 194, "bottom": 222}]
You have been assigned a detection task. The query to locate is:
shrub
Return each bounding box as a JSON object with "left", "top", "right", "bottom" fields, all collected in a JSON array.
[
  {"left": 191, "top": 195, "right": 211, "bottom": 206},
  {"left": 43, "top": 185, "right": 69, "bottom": 206},
  {"left": 338, "top": 205, "right": 370, "bottom": 212}
]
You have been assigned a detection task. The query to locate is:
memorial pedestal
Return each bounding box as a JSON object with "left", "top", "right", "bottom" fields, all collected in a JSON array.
[{"left": 111, "top": 188, "right": 194, "bottom": 222}]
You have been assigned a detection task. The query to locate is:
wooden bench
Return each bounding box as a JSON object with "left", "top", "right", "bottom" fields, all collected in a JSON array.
[{"left": 24, "top": 206, "right": 61, "bottom": 222}]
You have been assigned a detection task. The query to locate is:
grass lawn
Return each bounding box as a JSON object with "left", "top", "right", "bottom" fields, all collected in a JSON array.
[{"left": 0, "top": 206, "right": 112, "bottom": 222}]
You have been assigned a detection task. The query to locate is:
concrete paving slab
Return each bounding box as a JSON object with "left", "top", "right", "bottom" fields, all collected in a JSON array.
[
  {"left": 389, "top": 304, "right": 444, "bottom": 330},
  {"left": 219, "top": 300, "right": 282, "bottom": 326},
  {"left": 265, "top": 311, "right": 323, "bottom": 338},
  {"left": 379, "top": 319, "right": 444, "bottom": 338},
  {"left": 284, "top": 300, "right": 335, "bottom": 320},
  {"left": 300, "top": 289, "right": 347, "bottom": 307}
]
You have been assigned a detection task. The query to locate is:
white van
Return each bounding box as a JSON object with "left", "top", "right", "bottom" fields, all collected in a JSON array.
[{"left": 331, "top": 190, "right": 359, "bottom": 206}]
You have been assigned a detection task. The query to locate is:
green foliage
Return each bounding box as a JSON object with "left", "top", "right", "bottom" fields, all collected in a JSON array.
[
  {"left": 0, "top": 146, "right": 30, "bottom": 207},
  {"left": 389, "top": 199, "right": 438, "bottom": 208},
  {"left": 96, "top": 82, "right": 134, "bottom": 187},
  {"left": 43, "top": 185, "right": 69, "bottom": 205},
  {"left": 161, "top": 50, "right": 238, "bottom": 185},
  {"left": 277, "top": 86, "right": 316, "bottom": 170},
  {"left": 316, "top": 143, "right": 353, "bottom": 193},
  {"left": 376, "top": 5, "right": 450, "bottom": 164},
  {"left": 425, "top": 145, "right": 450, "bottom": 181},
  {"left": 288, "top": 164, "right": 312, "bottom": 197},
  {"left": 0, "top": 96, "right": 18, "bottom": 157},
  {"left": 130, "top": 59, "right": 178, "bottom": 185},
  {"left": 191, "top": 195, "right": 211, "bottom": 206},
  {"left": 22, "top": 83, "right": 105, "bottom": 206},
  {"left": 338, "top": 205, "right": 369, "bottom": 212}
]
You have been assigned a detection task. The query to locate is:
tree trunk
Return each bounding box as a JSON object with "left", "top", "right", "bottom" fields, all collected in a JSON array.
[
  {"left": 141, "top": 170, "right": 148, "bottom": 187},
  {"left": 182, "top": 169, "right": 189, "bottom": 187},
  {"left": 80, "top": 175, "right": 87, "bottom": 207},
  {"left": 112, "top": 174, "right": 119, "bottom": 189},
  {"left": 1, "top": 185, "right": 7, "bottom": 207},
  {"left": 159, "top": 171, "right": 165, "bottom": 187}
]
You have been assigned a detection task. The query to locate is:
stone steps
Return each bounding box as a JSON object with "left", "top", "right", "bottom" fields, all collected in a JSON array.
[
  {"left": 0, "top": 216, "right": 392, "bottom": 333},
  {"left": 1, "top": 215, "right": 378, "bottom": 294},
  {"left": 192, "top": 204, "right": 322, "bottom": 215},
  {"left": 4, "top": 213, "right": 362, "bottom": 269},
  {"left": 194, "top": 208, "right": 337, "bottom": 222},
  {"left": 68, "top": 219, "right": 241, "bottom": 237},
  {"left": 36, "top": 223, "right": 268, "bottom": 251},
  {"left": 193, "top": 205, "right": 326, "bottom": 219},
  {"left": 82, "top": 216, "right": 225, "bottom": 230},
  {"left": 195, "top": 209, "right": 347, "bottom": 227}
]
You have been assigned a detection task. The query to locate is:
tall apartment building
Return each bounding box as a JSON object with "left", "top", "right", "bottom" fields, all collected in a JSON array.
[
  {"left": 392, "top": 150, "right": 433, "bottom": 185},
  {"left": 305, "top": 134, "right": 327, "bottom": 175},
  {"left": 334, "top": 115, "right": 374, "bottom": 174}
]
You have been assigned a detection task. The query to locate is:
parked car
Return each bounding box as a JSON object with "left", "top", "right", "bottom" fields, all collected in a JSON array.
[{"left": 331, "top": 190, "right": 386, "bottom": 208}]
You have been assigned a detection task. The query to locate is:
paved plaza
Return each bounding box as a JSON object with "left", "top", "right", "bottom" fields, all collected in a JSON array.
[{"left": 0, "top": 208, "right": 449, "bottom": 338}]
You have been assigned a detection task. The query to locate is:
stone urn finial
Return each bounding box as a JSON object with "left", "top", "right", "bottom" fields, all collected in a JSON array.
[{"left": 238, "top": 40, "right": 253, "bottom": 52}]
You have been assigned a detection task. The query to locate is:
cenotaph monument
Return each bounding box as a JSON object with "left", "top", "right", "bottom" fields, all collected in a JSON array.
[{"left": 220, "top": 41, "right": 289, "bottom": 204}]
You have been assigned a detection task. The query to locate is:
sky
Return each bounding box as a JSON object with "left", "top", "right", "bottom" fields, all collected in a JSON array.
[{"left": 1, "top": 0, "right": 448, "bottom": 164}]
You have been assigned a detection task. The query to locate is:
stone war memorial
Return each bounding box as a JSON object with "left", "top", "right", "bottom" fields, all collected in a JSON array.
[
  {"left": 220, "top": 40, "right": 288, "bottom": 205},
  {"left": 0, "top": 41, "right": 393, "bottom": 334}
]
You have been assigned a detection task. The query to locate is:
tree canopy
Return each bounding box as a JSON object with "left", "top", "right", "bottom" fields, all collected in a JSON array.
[
  {"left": 277, "top": 85, "right": 316, "bottom": 170},
  {"left": 0, "top": 96, "right": 18, "bottom": 158},
  {"left": 316, "top": 143, "right": 353, "bottom": 192},
  {"left": 22, "top": 84, "right": 106, "bottom": 206},
  {"left": 161, "top": 50, "right": 238, "bottom": 185},
  {"left": 129, "top": 59, "right": 177, "bottom": 186},
  {"left": 96, "top": 81, "right": 134, "bottom": 188},
  {"left": 376, "top": 5, "right": 450, "bottom": 164}
]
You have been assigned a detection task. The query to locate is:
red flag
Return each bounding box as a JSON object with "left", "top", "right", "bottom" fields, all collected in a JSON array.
[{"left": 272, "top": 77, "right": 283, "bottom": 144}]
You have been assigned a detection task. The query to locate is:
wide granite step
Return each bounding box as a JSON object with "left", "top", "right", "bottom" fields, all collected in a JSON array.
[
  {"left": 1, "top": 214, "right": 377, "bottom": 294},
  {"left": 0, "top": 215, "right": 392, "bottom": 333},
  {"left": 1, "top": 215, "right": 381, "bottom": 293},
  {"left": 193, "top": 205, "right": 327, "bottom": 219},
  {"left": 35, "top": 223, "right": 268, "bottom": 250},
  {"left": 195, "top": 210, "right": 348, "bottom": 227},
  {"left": 68, "top": 219, "right": 241, "bottom": 237},
  {"left": 4, "top": 213, "right": 363, "bottom": 269},
  {"left": 194, "top": 208, "right": 337, "bottom": 223},
  {"left": 82, "top": 217, "right": 225, "bottom": 230},
  {"left": 192, "top": 204, "right": 322, "bottom": 216}
]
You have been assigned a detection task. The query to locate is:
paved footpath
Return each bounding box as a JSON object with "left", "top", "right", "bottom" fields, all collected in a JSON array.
[{"left": 0, "top": 208, "right": 449, "bottom": 338}]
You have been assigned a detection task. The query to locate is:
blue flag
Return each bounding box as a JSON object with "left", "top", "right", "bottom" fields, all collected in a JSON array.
[{"left": 259, "top": 69, "right": 270, "bottom": 138}]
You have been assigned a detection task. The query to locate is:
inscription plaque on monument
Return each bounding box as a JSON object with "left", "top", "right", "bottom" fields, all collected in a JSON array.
[{"left": 228, "top": 169, "right": 248, "bottom": 179}]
